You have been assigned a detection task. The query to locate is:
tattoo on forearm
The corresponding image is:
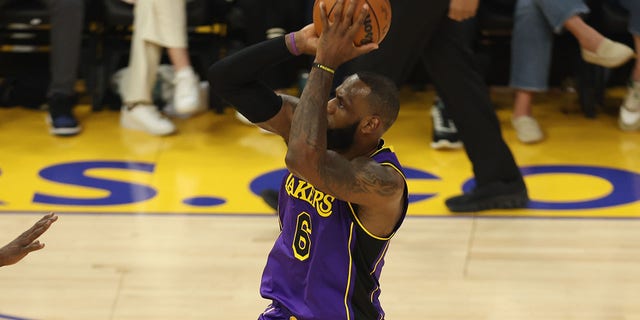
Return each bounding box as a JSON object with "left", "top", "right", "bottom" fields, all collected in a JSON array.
[
  {"left": 289, "top": 70, "right": 334, "bottom": 151},
  {"left": 320, "top": 164, "right": 398, "bottom": 197}
]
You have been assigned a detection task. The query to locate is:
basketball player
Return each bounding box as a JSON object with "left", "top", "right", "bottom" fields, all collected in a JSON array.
[
  {"left": 208, "top": 0, "right": 408, "bottom": 318},
  {"left": 0, "top": 213, "right": 58, "bottom": 267}
]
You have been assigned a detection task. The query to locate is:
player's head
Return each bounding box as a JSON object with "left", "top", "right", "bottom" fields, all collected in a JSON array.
[{"left": 326, "top": 72, "right": 400, "bottom": 151}]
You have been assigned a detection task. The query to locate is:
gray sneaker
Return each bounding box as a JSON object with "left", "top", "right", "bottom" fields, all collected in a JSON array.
[{"left": 512, "top": 115, "right": 543, "bottom": 144}]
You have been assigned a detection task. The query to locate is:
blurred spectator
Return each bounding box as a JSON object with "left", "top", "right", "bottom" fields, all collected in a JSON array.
[
  {"left": 609, "top": 0, "right": 640, "bottom": 131},
  {"left": 119, "top": 0, "right": 200, "bottom": 136},
  {"left": 0, "top": 0, "right": 84, "bottom": 136},
  {"left": 509, "top": 0, "right": 635, "bottom": 143}
]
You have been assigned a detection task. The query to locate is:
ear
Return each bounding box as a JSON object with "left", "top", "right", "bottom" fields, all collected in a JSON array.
[{"left": 360, "top": 116, "right": 381, "bottom": 134}]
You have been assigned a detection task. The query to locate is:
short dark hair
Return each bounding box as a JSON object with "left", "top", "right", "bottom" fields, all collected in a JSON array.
[{"left": 356, "top": 71, "right": 400, "bottom": 130}]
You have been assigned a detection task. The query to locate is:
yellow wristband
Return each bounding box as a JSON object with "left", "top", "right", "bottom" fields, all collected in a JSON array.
[{"left": 312, "top": 62, "right": 335, "bottom": 74}]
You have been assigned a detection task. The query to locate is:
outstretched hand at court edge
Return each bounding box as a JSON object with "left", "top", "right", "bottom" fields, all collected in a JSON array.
[{"left": 0, "top": 212, "right": 58, "bottom": 267}]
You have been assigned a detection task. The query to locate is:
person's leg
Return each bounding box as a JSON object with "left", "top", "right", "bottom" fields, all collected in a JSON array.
[
  {"left": 47, "top": 0, "right": 83, "bottom": 97},
  {"left": 534, "top": 0, "right": 634, "bottom": 68},
  {"left": 429, "top": 18, "right": 476, "bottom": 151},
  {"left": 122, "top": 39, "right": 161, "bottom": 105},
  {"left": 44, "top": 0, "right": 84, "bottom": 136},
  {"left": 616, "top": 0, "right": 640, "bottom": 130},
  {"left": 632, "top": 35, "right": 640, "bottom": 81},
  {"left": 120, "top": 0, "right": 176, "bottom": 136},
  {"left": 423, "top": 16, "right": 528, "bottom": 211},
  {"left": 154, "top": 0, "right": 200, "bottom": 115},
  {"left": 167, "top": 48, "right": 192, "bottom": 71},
  {"left": 509, "top": 0, "right": 551, "bottom": 143}
]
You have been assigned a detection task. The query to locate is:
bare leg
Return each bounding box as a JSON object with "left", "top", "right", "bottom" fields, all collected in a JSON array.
[
  {"left": 619, "top": 34, "right": 640, "bottom": 131},
  {"left": 564, "top": 16, "right": 604, "bottom": 53},
  {"left": 513, "top": 90, "right": 534, "bottom": 118},
  {"left": 167, "top": 47, "right": 192, "bottom": 71},
  {"left": 511, "top": 89, "right": 543, "bottom": 143},
  {"left": 632, "top": 35, "right": 640, "bottom": 81}
]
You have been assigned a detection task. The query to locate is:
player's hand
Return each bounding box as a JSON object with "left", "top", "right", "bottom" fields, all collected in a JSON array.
[
  {"left": 315, "top": 0, "right": 378, "bottom": 69},
  {"left": 0, "top": 213, "right": 58, "bottom": 267},
  {"left": 293, "top": 24, "right": 320, "bottom": 56},
  {"left": 449, "top": 0, "right": 479, "bottom": 21}
]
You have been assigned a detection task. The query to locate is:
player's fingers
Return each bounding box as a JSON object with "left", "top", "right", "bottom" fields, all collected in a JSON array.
[
  {"left": 343, "top": 0, "right": 357, "bottom": 27},
  {"left": 22, "top": 218, "right": 53, "bottom": 244},
  {"left": 353, "top": 3, "right": 369, "bottom": 31},
  {"left": 23, "top": 240, "right": 45, "bottom": 253},
  {"left": 23, "top": 225, "right": 46, "bottom": 243},
  {"left": 332, "top": 0, "right": 345, "bottom": 25},
  {"left": 319, "top": 2, "right": 330, "bottom": 29}
]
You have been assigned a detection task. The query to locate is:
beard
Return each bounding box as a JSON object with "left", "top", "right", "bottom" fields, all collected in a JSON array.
[{"left": 326, "top": 121, "right": 359, "bottom": 151}]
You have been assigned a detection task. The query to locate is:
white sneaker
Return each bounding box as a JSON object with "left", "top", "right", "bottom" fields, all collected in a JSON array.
[
  {"left": 164, "top": 81, "right": 209, "bottom": 118},
  {"left": 120, "top": 104, "right": 176, "bottom": 136},
  {"left": 619, "top": 80, "right": 640, "bottom": 131},
  {"left": 173, "top": 67, "right": 200, "bottom": 115},
  {"left": 512, "top": 115, "right": 544, "bottom": 144}
]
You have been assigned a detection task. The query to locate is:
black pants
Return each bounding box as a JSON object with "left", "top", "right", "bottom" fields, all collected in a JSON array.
[
  {"left": 0, "top": 0, "right": 84, "bottom": 97},
  {"left": 341, "top": 0, "right": 523, "bottom": 188}
]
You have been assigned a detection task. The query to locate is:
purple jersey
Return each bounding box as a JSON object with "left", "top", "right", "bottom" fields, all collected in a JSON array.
[{"left": 260, "top": 141, "right": 408, "bottom": 320}]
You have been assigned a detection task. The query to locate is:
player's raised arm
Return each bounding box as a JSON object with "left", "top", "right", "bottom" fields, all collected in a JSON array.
[{"left": 207, "top": 23, "right": 319, "bottom": 139}]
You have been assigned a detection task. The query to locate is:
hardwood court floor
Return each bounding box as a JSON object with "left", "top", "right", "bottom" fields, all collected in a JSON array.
[{"left": 0, "top": 87, "right": 639, "bottom": 319}]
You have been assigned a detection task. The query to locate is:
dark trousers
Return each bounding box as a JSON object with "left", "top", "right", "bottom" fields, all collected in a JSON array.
[
  {"left": 0, "top": 0, "right": 84, "bottom": 96},
  {"left": 341, "top": 0, "right": 524, "bottom": 187}
]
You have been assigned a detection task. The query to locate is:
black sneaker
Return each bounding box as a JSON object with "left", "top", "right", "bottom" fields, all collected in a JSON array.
[
  {"left": 431, "top": 98, "right": 463, "bottom": 150},
  {"left": 445, "top": 181, "right": 529, "bottom": 212},
  {"left": 47, "top": 93, "right": 81, "bottom": 136}
]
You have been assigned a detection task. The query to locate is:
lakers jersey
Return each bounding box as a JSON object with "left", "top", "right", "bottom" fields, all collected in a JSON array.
[{"left": 260, "top": 141, "right": 408, "bottom": 320}]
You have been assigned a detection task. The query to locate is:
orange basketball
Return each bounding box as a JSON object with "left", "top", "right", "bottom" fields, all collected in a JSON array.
[{"left": 312, "top": 0, "right": 392, "bottom": 46}]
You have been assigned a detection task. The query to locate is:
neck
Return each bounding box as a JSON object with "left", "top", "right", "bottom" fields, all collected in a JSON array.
[{"left": 339, "top": 139, "right": 380, "bottom": 160}]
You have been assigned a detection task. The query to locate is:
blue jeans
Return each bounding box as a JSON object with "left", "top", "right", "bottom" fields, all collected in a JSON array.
[
  {"left": 609, "top": 0, "right": 640, "bottom": 36},
  {"left": 510, "top": 0, "right": 590, "bottom": 91}
]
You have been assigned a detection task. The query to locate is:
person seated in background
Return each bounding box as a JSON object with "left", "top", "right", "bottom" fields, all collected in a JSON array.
[
  {"left": 608, "top": 0, "right": 640, "bottom": 132},
  {"left": 119, "top": 0, "right": 201, "bottom": 136},
  {"left": 0, "top": 213, "right": 57, "bottom": 267},
  {"left": 509, "top": 0, "right": 635, "bottom": 143},
  {"left": 0, "top": 0, "right": 84, "bottom": 136}
]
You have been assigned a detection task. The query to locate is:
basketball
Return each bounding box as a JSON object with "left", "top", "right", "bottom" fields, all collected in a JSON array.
[{"left": 312, "top": 0, "right": 392, "bottom": 46}]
